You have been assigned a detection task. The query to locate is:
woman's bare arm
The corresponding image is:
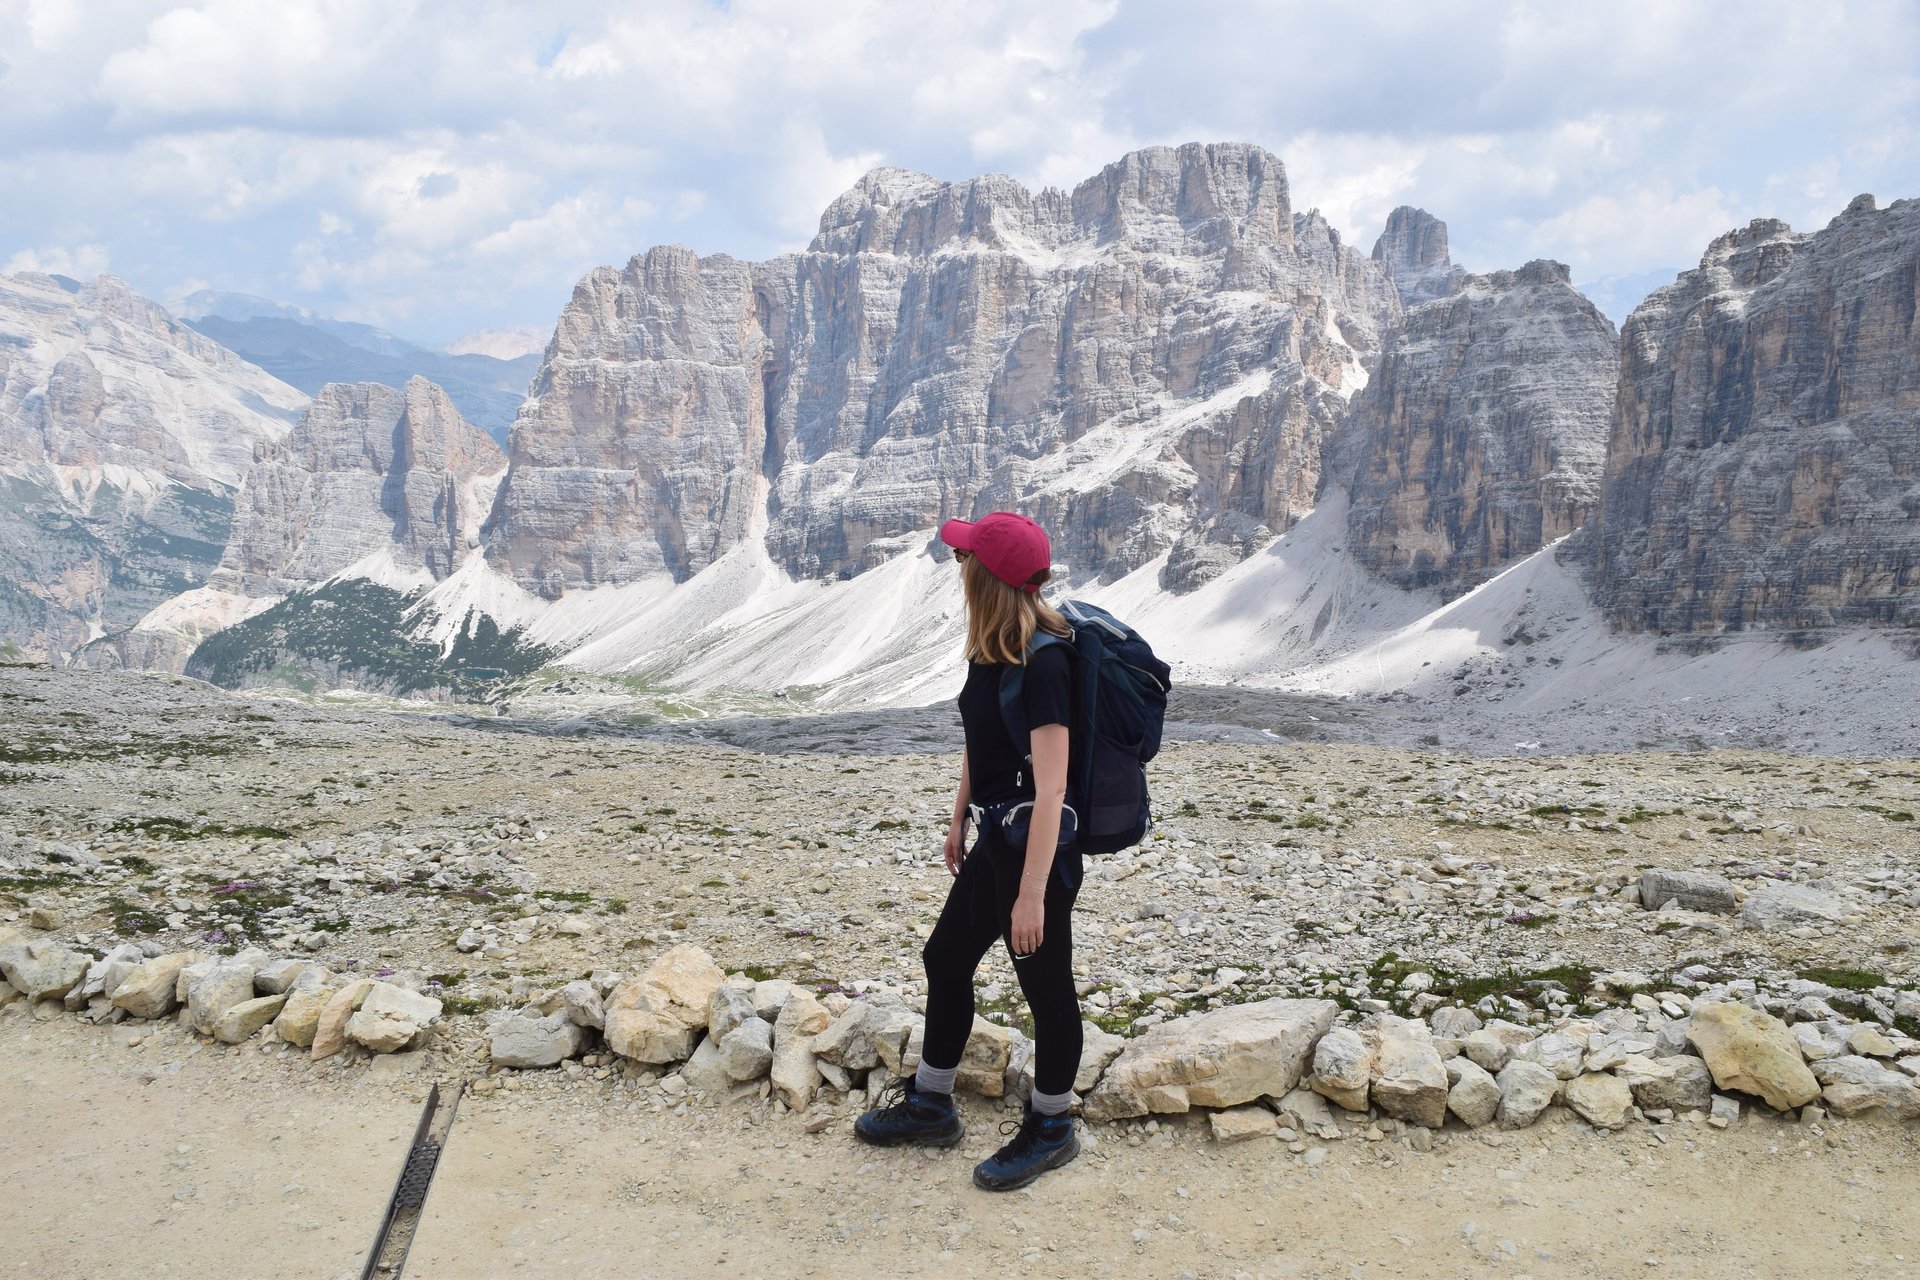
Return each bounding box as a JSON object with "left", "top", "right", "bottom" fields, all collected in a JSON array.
[{"left": 1009, "top": 722, "right": 1068, "bottom": 954}]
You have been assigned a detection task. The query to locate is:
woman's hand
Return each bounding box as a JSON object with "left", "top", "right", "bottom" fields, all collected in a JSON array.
[
  {"left": 1010, "top": 890, "right": 1044, "bottom": 958},
  {"left": 944, "top": 819, "right": 968, "bottom": 876}
]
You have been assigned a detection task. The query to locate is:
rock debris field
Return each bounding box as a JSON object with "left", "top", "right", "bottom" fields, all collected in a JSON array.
[{"left": 4, "top": 666, "right": 1920, "bottom": 1279}]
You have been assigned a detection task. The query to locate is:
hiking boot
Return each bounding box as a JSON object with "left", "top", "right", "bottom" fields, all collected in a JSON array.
[
  {"left": 854, "top": 1079, "right": 965, "bottom": 1148},
  {"left": 972, "top": 1107, "right": 1079, "bottom": 1191}
]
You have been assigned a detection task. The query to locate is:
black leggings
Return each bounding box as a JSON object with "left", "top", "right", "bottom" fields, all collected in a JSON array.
[{"left": 920, "top": 826, "right": 1083, "bottom": 1097}]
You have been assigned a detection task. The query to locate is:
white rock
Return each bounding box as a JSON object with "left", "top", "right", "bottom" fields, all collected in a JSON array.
[
  {"left": 489, "top": 1011, "right": 587, "bottom": 1069},
  {"left": 1563, "top": 1072, "right": 1634, "bottom": 1129},
  {"left": 561, "top": 980, "right": 604, "bottom": 1030},
  {"left": 213, "top": 994, "right": 287, "bottom": 1044},
  {"left": 1074, "top": 1021, "right": 1127, "bottom": 1094},
  {"left": 1308, "top": 1026, "right": 1374, "bottom": 1113},
  {"left": 186, "top": 959, "right": 258, "bottom": 1037},
  {"left": 1209, "top": 1105, "right": 1276, "bottom": 1144},
  {"left": 1445, "top": 1057, "right": 1500, "bottom": 1128},
  {"left": 1495, "top": 1060, "right": 1558, "bottom": 1129},
  {"left": 1371, "top": 1016, "right": 1448, "bottom": 1128},
  {"left": 718, "top": 1017, "right": 774, "bottom": 1082},
  {"left": 1083, "top": 998, "right": 1338, "bottom": 1121}
]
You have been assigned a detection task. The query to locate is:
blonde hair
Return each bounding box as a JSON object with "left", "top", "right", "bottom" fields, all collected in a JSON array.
[{"left": 961, "top": 553, "right": 1070, "bottom": 664}]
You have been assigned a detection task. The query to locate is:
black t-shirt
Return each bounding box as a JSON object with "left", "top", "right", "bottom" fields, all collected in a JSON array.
[{"left": 957, "top": 642, "right": 1072, "bottom": 807}]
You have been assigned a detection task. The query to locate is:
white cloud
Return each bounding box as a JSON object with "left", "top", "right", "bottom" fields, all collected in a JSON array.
[
  {"left": 5, "top": 243, "right": 111, "bottom": 277},
  {"left": 0, "top": 0, "right": 1913, "bottom": 343}
]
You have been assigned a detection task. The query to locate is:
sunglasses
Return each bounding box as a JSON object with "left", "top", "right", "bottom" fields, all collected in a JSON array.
[{"left": 953, "top": 549, "right": 970, "bottom": 561}]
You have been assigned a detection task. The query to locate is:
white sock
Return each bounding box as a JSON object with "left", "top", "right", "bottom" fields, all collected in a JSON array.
[{"left": 914, "top": 1062, "right": 958, "bottom": 1096}]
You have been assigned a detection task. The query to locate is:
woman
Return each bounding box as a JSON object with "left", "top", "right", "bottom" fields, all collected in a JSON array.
[{"left": 854, "top": 510, "right": 1084, "bottom": 1192}]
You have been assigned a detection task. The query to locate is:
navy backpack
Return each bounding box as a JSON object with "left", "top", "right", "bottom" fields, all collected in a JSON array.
[{"left": 996, "top": 600, "right": 1171, "bottom": 856}]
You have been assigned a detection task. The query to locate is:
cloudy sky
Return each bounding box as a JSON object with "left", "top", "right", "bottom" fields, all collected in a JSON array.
[{"left": 4, "top": 0, "right": 1915, "bottom": 346}]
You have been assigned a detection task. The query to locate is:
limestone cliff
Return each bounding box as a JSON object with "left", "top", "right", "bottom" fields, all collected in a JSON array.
[
  {"left": 1371, "top": 206, "right": 1467, "bottom": 307},
  {"left": 214, "top": 377, "right": 505, "bottom": 597},
  {"left": 1585, "top": 196, "right": 1920, "bottom": 632},
  {"left": 0, "top": 273, "right": 303, "bottom": 658},
  {"left": 1343, "top": 257, "right": 1618, "bottom": 592},
  {"left": 486, "top": 143, "right": 1402, "bottom": 596}
]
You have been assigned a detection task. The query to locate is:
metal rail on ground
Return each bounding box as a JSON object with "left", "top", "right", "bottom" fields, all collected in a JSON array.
[{"left": 360, "top": 1081, "right": 464, "bottom": 1279}]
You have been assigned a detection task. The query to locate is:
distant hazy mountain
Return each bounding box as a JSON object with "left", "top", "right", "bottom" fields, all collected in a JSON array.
[
  {"left": 0, "top": 273, "right": 304, "bottom": 661},
  {"left": 446, "top": 326, "right": 548, "bottom": 360},
  {"left": 1573, "top": 268, "right": 1683, "bottom": 327},
  {"left": 178, "top": 291, "right": 540, "bottom": 443}
]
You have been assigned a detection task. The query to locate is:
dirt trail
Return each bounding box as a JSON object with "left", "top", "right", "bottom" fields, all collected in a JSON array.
[{"left": 6, "top": 1014, "right": 1919, "bottom": 1280}]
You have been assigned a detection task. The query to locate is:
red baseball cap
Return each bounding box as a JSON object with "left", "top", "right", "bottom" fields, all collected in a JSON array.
[{"left": 939, "top": 511, "right": 1051, "bottom": 592}]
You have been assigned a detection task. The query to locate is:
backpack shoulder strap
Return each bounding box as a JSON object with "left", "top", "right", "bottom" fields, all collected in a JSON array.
[{"left": 999, "top": 629, "right": 1071, "bottom": 760}]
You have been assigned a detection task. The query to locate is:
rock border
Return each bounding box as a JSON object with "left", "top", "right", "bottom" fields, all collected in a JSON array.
[{"left": 7, "top": 931, "right": 1918, "bottom": 1141}]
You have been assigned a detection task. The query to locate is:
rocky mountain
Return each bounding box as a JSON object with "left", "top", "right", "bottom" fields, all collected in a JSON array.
[
  {"left": 485, "top": 143, "right": 1403, "bottom": 598},
  {"left": 14, "top": 147, "right": 1915, "bottom": 711},
  {"left": 0, "top": 273, "right": 304, "bottom": 660},
  {"left": 1342, "top": 254, "right": 1618, "bottom": 593},
  {"left": 1584, "top": 196, "right": 1920, "bottom": 633},
  {"left": 181, "top": 291, "right": 541, "bottom": 443},
  {"left": 81, "top": 376, "right": 512, "bottom": 681},
  {"left": 1371, "top": 206, "right": 1467, "bottom": 307},
  {"left": 212, "top": 377, "right": 505, "bottom": 598}
]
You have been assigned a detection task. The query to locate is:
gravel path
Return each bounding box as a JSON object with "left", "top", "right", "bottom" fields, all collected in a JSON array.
[{"left": 5, "top": 1012, "right": 1919, "bottom": 1280}]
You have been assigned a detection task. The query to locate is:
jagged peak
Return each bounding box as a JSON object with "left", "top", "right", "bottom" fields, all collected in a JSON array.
[
  {"left": 816, "top": 166, "right": 949, "bottom": 233},
  {"left": 1372, "top": 207, "right": 1451, "bottom": 272}
]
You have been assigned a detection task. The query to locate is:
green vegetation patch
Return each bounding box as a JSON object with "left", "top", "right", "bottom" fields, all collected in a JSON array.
[
  {"left": 1797, "top": 966, "right": 1884, "bottom": 991},
  {"left": 186, "top": 578, "right": 558, "bottom": 701}
]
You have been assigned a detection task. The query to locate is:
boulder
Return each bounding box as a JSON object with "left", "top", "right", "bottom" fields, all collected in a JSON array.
[
  {"left": 110, "top": 953, "right": 195, "bottom": 1019},
  {"left": 489, "top": 1011, "right": 588, "bottom": 1069},
  {"left": 1564, "top": 1072, "right": 1634, "bottom": 1129},
  {"left": 1209, "top": 1105, "right": 1276, "bottom": 1143},
  {"left": 1074, "top": 1021, "right": 1127, "bottom": 1094},
  {"left": 1429, "top": 1007, "right": 1483, "bottom": 1040},
  {"left": 770, "top": 990, "right": 830, "bottom": 1109},
  {"left": 706, "top": 975, "right": 759, "bottom": 1042},
  {"left": 875, "top": 1014, "right": 927, "bottom": 1076},
  {"left": 1510, "top": 1030, "right": 1584, "bottom": 1080},
  {"left": 254, "top": 959, "right": 321, "bottom": 995},
  {"left": 560, "top": 980, "right": 604, "bottom": 1030},
  {"left": 1637, "top": 869, "right": 1738, "bottom": 913},
  {"left": 186, "top": 959, "right": 259, "bottom": 1036},
  {"left": 1686, "top": 1001, "right": 1820, "bottom": 1110},
  {"left": 1495, "top": 1060, "right": 1558, "bottom": 1129},
  {"left": 751, "top": 978, "right": 795, "bottom": 1020},
  {"left": 681, "top": 1037, "right": 733, "bottom": 1096},
  {"left": 718, "top": 1016, "right": 774, "bottom": 1081},
  {"left": 1274, "top": 1087, "right": 1340, "bottom": 1139},
  {"left": 66, "top": 944, "right": 143, "bottom": 1011},
  {"left": 346, "top": 983, "right": 442, "bottom": 1054},
  {"left": 0, "top": 939, "right": 90, "bottom": 1002},
  {"left": 1308, "top": 1027, "right": 1374, "bottom": 1112},
  {"left": 310, "top": 979, "right": 376, "bottom": 1060},
  {"left": 1793, "top": 1022, "right": 1848, "bottom": 1062},
  {"left": 957, "top": 1018, "right": 1020, "bottom": 1098},
  {"left": 1446, "top": 1057, "right": 1501, "bottom": 1128},
  {"left": 213, "top": 994, "right": 287, "bottom": 1044},
  {"left": 1812, "top": 1055, "right": 1920, "bottom": 1119},
  {"left": 1371, "top": 1017, "right": 1449, "bottom": 1128},
  {"left": 1848, "top": 1026, "right": 1898, "bottom": 1058},
  {"left": 1083, "top": 998, "right": 1338, "bottom": 1121},
  {"left": 604, "top": 944, "right": 726, "bottom": 1064},
  {"left": 810, "top": 999, "right": 893, "bottom": 1072},
  {"left": 273, "top": 985, "right": 337, "bottom": 1048},
  {"left": 1740, "top": 884, "right": 1851, "bottom": 932},
  {"left": 1462, "top": 1020, "right": 1534, "bottom": 1073},
  {"left": 1614, "top": 1053, "right": 1713, "bottom": 1111}
]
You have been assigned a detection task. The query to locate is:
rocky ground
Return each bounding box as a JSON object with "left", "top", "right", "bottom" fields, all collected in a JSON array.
[{"left": 4, "top": 666, "right": 1920, "bottom": 1278}]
